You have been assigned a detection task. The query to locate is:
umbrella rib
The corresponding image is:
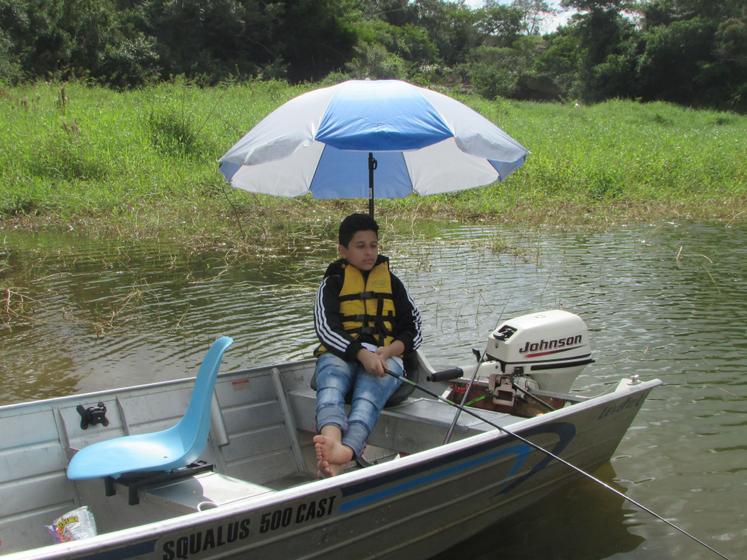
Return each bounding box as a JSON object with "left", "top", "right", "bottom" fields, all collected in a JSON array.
[
  {"left": 395, "top": 151, "right": 416, "bottom": 197},
  {"left": 307, "top": 143, "right": 329, "bottom": 198}
]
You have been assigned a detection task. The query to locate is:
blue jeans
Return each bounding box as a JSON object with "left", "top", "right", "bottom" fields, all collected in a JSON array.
[{"left": 315, "top": 352, "right": 404, "bottom": 458}]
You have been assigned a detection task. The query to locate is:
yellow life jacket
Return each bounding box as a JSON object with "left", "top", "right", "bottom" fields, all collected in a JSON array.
[
  {"left": 317, "top": 260, "right": 396, "bottom": 355},
  {"left": 339, "top": 260, "right": 396, "bottom": 346}
]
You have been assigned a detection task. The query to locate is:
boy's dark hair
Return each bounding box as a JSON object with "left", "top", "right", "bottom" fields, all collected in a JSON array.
[{"left": 338, "top": 213, "right": 379, "bottom": 247}]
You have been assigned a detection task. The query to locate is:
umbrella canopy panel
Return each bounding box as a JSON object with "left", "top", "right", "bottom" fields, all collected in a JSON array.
[
  {"left": 315, "top": 80, "right": 453, "bottom": 151},
  {"left": 219, "top": 79, "right": 528, "bottom": 200}
]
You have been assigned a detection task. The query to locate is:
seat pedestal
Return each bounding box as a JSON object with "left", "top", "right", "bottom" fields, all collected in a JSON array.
[{"left": 105, "top": 461, "right": 214, "bottom": 505}]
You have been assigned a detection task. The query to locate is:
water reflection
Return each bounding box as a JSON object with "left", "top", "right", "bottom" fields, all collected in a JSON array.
[
  {"left": 433, "top": 464, "right": 645, "bottom": 560},
  {"left": 1, "top": 222, "right": 746, "bottom": 559}
]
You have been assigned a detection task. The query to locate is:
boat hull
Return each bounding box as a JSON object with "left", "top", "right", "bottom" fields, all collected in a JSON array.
[{"left": 1, "top": 365, "right": 659, "bottom": 560}]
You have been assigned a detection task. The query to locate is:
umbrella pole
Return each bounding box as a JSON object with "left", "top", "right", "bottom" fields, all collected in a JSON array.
[{"left": 368, "top": 152, "right": 377, "bottom": 219}]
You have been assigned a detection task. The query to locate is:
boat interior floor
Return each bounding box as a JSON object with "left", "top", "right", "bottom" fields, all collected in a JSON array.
[{"left": 83, "top": 393, "right": 518, "bottom": 519}]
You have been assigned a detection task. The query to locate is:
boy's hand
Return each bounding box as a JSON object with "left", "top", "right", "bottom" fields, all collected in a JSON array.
[
  {"left": 357, "top": 340, "right": 405, "bottom": 376},
  {"left": 356, "top": 348, "right": 387, "bottom": 377},
  {"left": 376, "top": 340, "right": 405, "bottom": 361}
]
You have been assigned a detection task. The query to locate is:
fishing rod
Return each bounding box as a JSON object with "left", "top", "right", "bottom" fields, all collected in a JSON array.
[{"left": 385, "top": 369, "right": 731, "bottom": 560}]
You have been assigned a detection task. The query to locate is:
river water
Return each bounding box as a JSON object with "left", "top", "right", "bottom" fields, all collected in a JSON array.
[{"left": 2, "top": 221, "right": 745, "bottom": 560}]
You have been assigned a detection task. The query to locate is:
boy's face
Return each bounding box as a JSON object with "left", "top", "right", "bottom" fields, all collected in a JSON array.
[{"left": 339, "top": 230, "right": 379, "bottom": 271}]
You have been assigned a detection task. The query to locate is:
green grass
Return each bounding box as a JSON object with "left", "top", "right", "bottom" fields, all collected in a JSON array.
[
  {"left": 1, "top": 80, "right": 745, "bottom": 246},
  {"left": 0, "top": 80, "right": 305, "bottom": 218},
  {"left": 447, "top": 95, "right": 747, "bottom": 215}
]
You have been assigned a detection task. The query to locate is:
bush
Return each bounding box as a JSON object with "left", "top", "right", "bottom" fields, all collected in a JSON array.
[
  {"left": 461, "top": 46, "right": 520, "bottom": 99},
  {"left": 29, "top": 122, "right": 108, "bottom": 181},
  {"left": 0, "top": 30, "right": 22, "bottom": 84},
  {"left": 145, "top": 106, "right": 204, "bottom": 159},
  {"left": 100, "top": 34, "right": 161, "bottom": 89},
  {"left": 344, "top": 43, "right": 407, "bottom": 79}
]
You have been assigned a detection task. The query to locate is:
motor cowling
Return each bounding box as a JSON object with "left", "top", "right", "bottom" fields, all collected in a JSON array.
[{"left": 485, "top": 310, "right": 593, "bottom": 393}]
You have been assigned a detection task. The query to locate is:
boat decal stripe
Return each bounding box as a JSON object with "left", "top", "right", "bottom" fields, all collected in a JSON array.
[
  {"left": 502, "top": 353, "right": 591, "bottom": 366},
  {"left": 339, "top": 442, "right": 533, "bottom": 512},
  {"left": 75, "top": 539, "right": 156, "bottom": 560},
  {"left": 500, "top": 422, "right": 576, "bottom": 494},
  {"left": 524, "top": 345, "right": 584, "bottom": 358},
  {"left": 340, "top": 422, "right": 575, "bottom": 504}
]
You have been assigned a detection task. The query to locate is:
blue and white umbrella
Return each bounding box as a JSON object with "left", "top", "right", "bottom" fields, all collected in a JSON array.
[{"left": 219, "top": 79, "right": 528, "bottom": 216}]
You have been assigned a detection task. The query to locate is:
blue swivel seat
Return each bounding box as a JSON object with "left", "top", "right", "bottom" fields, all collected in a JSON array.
[{"left": 67, "top": 336, "right": 233, "bottom": 503}]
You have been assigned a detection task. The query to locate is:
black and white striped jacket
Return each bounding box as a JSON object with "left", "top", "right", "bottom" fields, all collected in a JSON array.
[{"left": 314, "top": 256, "right": 422, "bottom": 361}]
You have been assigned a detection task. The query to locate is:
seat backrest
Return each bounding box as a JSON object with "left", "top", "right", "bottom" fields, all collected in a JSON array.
[
  {"left": 175, "top": 336, "right": 233, "bottom": 465},
  {"left": 384, "top": 351, "right": 420, "bottom": 406}
]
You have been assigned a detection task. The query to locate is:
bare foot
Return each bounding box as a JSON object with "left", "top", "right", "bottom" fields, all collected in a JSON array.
[
  {"left": 316, "top": 457, "right": 344, "bottom": 478},
  {"left": 313, "top": 434, "right": 353, "bottom": 477}
]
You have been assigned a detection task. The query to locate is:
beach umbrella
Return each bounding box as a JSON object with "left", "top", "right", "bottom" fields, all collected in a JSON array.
[{"left": 219, "top": 79, "right": 528, "bottom": 218}]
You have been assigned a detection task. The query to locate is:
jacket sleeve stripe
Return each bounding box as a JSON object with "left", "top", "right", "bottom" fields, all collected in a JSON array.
[
  {"left": 407, "top": 291, "right": 423, "bottom": 349},
  {"left": 315, "top": 278, "right": 349, "bottom": 353}
]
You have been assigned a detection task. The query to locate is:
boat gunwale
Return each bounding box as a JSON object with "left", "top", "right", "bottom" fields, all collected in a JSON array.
[{"left": 0, "top": 359, "right": 318, "bottom": 415}]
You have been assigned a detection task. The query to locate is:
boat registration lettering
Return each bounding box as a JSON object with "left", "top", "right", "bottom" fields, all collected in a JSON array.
[
  {"left": 597, "top": 393, "right": 646, "bottom": 420},
  {"left": 159, "top": 495, "right": 337, "bottom": 558},
  {"left": 259, "top": 495, "right": 337, "bottom": 533}
]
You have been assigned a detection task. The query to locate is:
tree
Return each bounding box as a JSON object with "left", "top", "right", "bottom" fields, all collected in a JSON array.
[
  {"left": 554, "top": 0, "right": 641, "bottom": 102},
  {"left": 560, "top": 0, "right": 630, "bottom": 10},
  {"left": 345, "top": 41, "right": 407, "bottom": 79},
  {"left": 99, "top": 33, "right": 160, "bottom": 88},
  {"left": 638, "top": 0, "right": 747, "bottom": 110},
  {"left": 279, "top": 0, "right": 358, "bottom": 82},
  {"left": 0, "top": 0, "right": 120, "bottom": 80},
  {"left": 715, "top": 17, "right": 747, "bottom": 110},
  {"left": 356, "top": 0, "right": 418, "bottom": 27},
  {"left": 512, "top": 0, "right": 557, "bottom": 35},
  {"left": 0, "top": 28, "right": 21, "bottom": 82},
  {"left": 477, "top": 2, "right": 525, "bottom": 46},
  {"left": 142, "top": 0, "right": 276, "bottom": 82},
  {"left": 413, "top": 0, "right": 479, "bottom": 65},
  {"left": 535, "top": 27, "right": 583, "bottom": 98},
  {"left": 461, "top": 45, "right": 521, "bottom": 98},
  {"left": 352, "top": 17, "right": 438, "bottom": 66}
]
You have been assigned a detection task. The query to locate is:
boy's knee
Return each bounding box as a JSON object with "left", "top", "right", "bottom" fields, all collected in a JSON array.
[
  {"left": 316, "top": 386, "right": 346, "bottom": 406},
  {"left": 316, "top": 356, "right": 354, "bottom": 388}
]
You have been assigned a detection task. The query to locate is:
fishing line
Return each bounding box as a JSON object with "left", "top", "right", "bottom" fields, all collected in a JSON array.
[
  {"left": 442, "top": 359, "right": 481, "bottom": 444},
  {"left": 385, "top": 370, "right": 731, "bottom": 560},
  {"left": 444, "top": 299, "right": 511, "bottom": 443}
]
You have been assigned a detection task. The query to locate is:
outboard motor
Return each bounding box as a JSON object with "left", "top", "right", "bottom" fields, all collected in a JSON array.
[
  {"left": 441, "top": 310, "right": 594, "bottom": 415},
  {"left": 485, "top": 309, "right": 593, "bottom": 393}
]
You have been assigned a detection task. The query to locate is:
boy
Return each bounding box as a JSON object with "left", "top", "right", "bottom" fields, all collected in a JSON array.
[{"left": 313, "top": 213, "right": 422, "bottom": 477}]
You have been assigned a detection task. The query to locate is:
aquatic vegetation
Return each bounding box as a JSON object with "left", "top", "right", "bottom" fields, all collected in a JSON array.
[{"left": 1, "top": 286, "right": 36, "bottom": 331}]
